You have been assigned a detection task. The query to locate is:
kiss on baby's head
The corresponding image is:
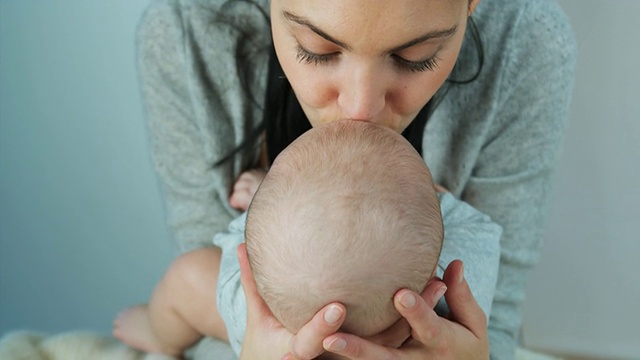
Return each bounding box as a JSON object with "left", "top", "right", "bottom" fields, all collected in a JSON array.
[{"left": 245, "top": 120, "right": 443, "bottom": 337}]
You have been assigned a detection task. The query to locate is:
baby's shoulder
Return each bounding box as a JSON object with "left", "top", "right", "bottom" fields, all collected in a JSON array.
[{"left": 438, "top": 193, "right": 501, "bottom": 238}]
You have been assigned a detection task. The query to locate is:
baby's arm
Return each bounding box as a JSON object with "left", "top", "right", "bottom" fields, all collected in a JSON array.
[
  {"left": 436, "top": 192, "right": 502, "bottom": 318},
  {"left": 229, "top": 169, "right": 267, "bottom": 211}
]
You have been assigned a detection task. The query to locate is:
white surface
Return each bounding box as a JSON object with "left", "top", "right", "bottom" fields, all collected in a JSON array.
[{"left": 522, "top": 1, "right": 640, "bottom": 359}]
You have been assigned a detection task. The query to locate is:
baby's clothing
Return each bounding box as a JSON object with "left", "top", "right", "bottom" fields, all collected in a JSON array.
[{"left": 213, "top": 192, "right": 502, "bottom": 355}]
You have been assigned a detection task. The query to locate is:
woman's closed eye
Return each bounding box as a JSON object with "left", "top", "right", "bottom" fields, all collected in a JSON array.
[
  {"left": 295, "top": 45, "right": 440, "bottom": 73},
  {"left": 295, "top": 45, "right": 338, "bottom": 65},
  {"left": 392, "top": 53, "right": 440, "bottom": 73}
]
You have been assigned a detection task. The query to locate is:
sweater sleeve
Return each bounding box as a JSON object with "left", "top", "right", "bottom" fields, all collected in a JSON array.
[
  {"left": 462, "top": 2, "right": 578, "bottom": 357},
  {"left": 136, "top": 0, "right": 269, "bottom": 253},
  {"left": 436, "top": 193, "right": 502, "bottom": 320}
]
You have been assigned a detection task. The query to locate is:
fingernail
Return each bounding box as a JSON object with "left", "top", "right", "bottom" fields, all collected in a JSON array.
[
  {"left": 400, "top": 292, "right": 417, "bottom": 309},
  {"left": 324, "top": 305, "right": 343, "bottom": 325},
  {"left": 458, "top": 263, "right": 465, "bottom": 284},
  {"left": 433, "top": 286, "right": 447, "bottom": 303},
  {"left": 326, "top": 337, "right": 347, "bottom": 352}
]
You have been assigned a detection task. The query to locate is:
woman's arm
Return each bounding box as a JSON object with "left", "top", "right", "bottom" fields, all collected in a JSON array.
[
  {"left": 462, "top": 2, "right": 578, "bottom": 356},
  {"left": 136, "top": 1, "right": 270, "bottom": 253}
]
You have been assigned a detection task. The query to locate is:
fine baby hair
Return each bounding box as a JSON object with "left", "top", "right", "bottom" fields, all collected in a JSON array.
[{"left": 245, "top": 120, "right": 444, "bottom": 336}]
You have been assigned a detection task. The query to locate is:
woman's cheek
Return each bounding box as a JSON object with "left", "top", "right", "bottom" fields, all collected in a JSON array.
[{"left": 291, "top": 73, "right": 335, "bottom": 109}]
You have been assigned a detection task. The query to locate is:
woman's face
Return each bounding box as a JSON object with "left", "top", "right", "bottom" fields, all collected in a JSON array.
[{"left": 271, "top": 0, "right": 476, "bottom": 133}]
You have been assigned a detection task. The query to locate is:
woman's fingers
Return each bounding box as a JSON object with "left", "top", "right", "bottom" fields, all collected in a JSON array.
[
  {"left": 324, "top": 281, "right": 448, "bottom": 359},
  {"left": 389, "top": 276, "right": 448, "bottom": 346},
  {"left": 364, "top": 316, "right": 411, "bottom": 348},
  {"left": 323, "top": 333, "right": 401, "bottom": 360},
  {"left": 364, "top": 277, "right": 445, "bottom": 348},
  {"left": 421, "top": 276, "right": 449, "bottom": 308},
  {"left": 290, "top": 302, "right": 347, "bottom": 359},
  {"left": 321, "top": 267, "right": 490, "bottom": 359},
  {"left": 392, "top": 287, "right": 447, "bottom": 346},
  {"left": 441, "top": 260, "right": 487, "bottom": 337},
  {"left": 323, "top": 263, "right": 489, "bottom": 360}
]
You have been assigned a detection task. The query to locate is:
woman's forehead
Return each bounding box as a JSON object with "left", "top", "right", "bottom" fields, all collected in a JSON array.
[
  {"left": 272, "top": 0, "right": 466, "bottom": 47},
  {"left": 273, "top": 0, "right": 465, "bottom": 22}
]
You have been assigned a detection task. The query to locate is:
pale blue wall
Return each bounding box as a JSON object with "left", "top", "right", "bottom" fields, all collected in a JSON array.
[
  {"left": 522, "top": 1, "right": 640, "bottom": 359},
  {"left": 0, "top": 1, "right": 174, "bottom": 334},
  {"left": 1, "top": 1, "right": 639, "bottom": 359}
]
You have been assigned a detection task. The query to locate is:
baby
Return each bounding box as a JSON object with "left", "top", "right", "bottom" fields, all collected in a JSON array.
[
  {"left": 244, "top": 120, "right": 442, "bottom": 336},
  {"left": 114, "top": 120, "right": 501, "bottom": 358}
]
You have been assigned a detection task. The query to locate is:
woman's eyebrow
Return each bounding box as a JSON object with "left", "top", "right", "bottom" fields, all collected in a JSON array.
[
  {"left": 388, "top": 25, "right": 458, "bottom": 52},
  {"left": 282, "top": 11, "right": 351, "bottom": 50},
  {"left": 282, "top": 10, "right": 458, "bottom": 53}
]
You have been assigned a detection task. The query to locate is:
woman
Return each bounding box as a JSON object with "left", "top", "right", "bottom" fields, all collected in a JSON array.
[{"left": 136, "top": 0, "right": 576, "bottom": 358}]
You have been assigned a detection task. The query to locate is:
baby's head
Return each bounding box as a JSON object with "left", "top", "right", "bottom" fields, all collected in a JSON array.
[{"left": 245, "top": 120, "right": 443, "bottom": 336}]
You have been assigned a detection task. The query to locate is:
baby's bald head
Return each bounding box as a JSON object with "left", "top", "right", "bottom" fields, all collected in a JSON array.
[{"left": 246, "top": 120, "right": 443, "bottom": 336}]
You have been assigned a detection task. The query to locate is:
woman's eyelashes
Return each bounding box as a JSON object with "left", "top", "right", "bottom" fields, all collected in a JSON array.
[
  {"left": 295, "top": 45, "right": 336, "bottom": 65},
  {"left": 294, "top": 45, "right": 440, "bottom": 73},
  {"left": 392, "top": 54, "right": 440, "bottom": 73}
]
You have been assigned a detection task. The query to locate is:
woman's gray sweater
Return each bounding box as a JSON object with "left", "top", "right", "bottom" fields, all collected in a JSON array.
[{"left": 136, "top": 0, "right": 577, "bottom": 358}]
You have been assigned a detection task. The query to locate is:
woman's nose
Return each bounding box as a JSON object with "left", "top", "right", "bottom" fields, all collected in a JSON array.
[{"left": 337, "top": 68, "right": 386, "bottom": 122}]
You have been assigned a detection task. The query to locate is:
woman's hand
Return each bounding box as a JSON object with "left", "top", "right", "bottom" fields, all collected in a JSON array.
[
  {"left": 237, "top": 243, "right": 347, "bottom": 360},
  {"left": 239, "top": 242, "right": 488, "bottom": 359},
  {"left": 322, "top": 260, "right": 489, "bottom": 360}
]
